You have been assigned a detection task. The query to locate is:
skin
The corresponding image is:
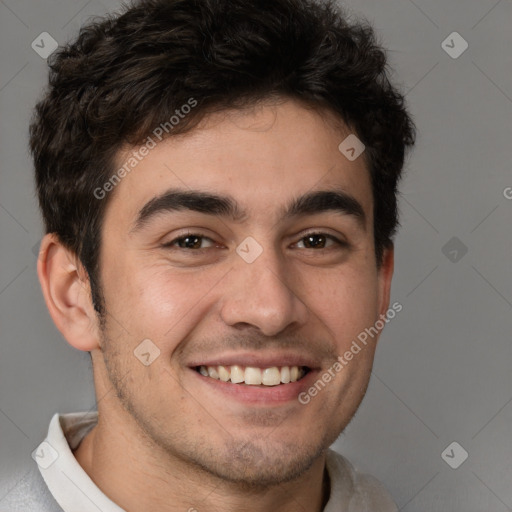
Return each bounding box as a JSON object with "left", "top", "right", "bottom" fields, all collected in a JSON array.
[{"left": 38, "top": 98, "right": 394, "bottom": 512}]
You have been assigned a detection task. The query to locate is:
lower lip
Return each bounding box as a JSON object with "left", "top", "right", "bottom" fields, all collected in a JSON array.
[{"left": 189, "top": 367, "right": 319, "bottom": 405}]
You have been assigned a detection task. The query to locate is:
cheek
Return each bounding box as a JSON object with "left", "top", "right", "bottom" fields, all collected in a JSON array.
[
  {"left": 305, "top": 266, "right": 380, "bottom": 347},
  {"left": 103, "top": 258, "right": 225, "bottom": 349}
]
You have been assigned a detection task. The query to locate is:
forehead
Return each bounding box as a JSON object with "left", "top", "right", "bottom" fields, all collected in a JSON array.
[{"left": 105, "top": 99, "right": 373, "bottom": 228}]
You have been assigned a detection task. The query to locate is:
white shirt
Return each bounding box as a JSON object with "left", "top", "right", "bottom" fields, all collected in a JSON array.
[{"left": 1, "top": 411, "right": 397, "bottom": 511}]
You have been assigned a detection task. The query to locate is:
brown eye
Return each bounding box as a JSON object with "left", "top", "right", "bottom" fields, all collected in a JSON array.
[
  {"left": 163, "top": 234, "right": 216, "bottom": 250},
  {"left": 296, "top": 233, "right": 342, "bottom": 249},
  {"left": 177, "top": 235, "right": 202, "bottom": 249},
  {"left": 302, "top": 234, "right": 327, "bottom": 248}
]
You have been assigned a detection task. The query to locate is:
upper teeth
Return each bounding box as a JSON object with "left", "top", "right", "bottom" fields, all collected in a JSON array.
[{"left": 198, "top": 365, "right": 306, "bottom": 386}]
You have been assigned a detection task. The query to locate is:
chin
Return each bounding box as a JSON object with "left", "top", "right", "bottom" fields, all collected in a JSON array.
[{"left": 190, "top": 437, "right": 327, "bottom": 489}]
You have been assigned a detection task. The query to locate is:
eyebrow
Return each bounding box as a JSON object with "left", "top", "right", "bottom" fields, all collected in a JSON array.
[
  {"left": 130, "top": 187, "right": 366, "bottom": 234},
  {"left": 284, "top": 189, "right": 366, "bottom": 228}
]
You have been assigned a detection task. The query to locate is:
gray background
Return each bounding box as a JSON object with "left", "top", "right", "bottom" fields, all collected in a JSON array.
[{"left": 0, "top": 0, "right": 511, "bottom": 510}]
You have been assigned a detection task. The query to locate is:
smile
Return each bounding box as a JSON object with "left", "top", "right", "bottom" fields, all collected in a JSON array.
[{"left": 195, "top": 365, "right": 310, "bottom": 386}]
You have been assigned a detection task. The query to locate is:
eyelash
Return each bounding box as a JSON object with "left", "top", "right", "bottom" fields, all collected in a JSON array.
[
  {"left": 162, "top": 231, "right": 348, "bottom": 251},
  {"left": 161, "top": 232, "right": 218, "bottom": 251},
  {"left": 295, "top": 232, "right": 348, "bottom": 250}
]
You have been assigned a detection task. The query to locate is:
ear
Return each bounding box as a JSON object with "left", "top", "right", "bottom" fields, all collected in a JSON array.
[
  {"left": 376, "top": 245, "right": 394, "bottom": 320},
  {"left": 37, "top": 233, "right": 101, "bottom": 352}
]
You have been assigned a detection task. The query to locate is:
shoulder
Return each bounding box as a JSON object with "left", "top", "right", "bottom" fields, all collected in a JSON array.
[
  {"left": 325, "top": 449, "right": 398, "bottom": 512},
  {"left": 0, "top": 464, "right": 64, "bottom": 512}
]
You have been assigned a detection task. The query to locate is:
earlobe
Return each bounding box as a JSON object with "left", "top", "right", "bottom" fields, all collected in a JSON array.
[{"left": 37, "top": 233, "right": 101, "bottom": 352}]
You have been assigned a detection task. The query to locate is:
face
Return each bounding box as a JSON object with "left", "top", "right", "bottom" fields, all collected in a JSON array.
[{"left": 93, "top": 99, "right": 392, "bottom": 487}]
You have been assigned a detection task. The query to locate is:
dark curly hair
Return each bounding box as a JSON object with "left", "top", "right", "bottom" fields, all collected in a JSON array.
[{"left": 30, "top": 0, "right": 416, "bottom": 315}]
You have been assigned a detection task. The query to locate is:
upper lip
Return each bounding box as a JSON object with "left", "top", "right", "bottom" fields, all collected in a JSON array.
[{"left": 187, "top": 352, "right": 322, "bottom": 370}]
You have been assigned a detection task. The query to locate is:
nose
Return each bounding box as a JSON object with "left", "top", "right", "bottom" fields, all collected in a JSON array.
[{"left": 219, "top": 247, "right": 309, "bottom": 336}]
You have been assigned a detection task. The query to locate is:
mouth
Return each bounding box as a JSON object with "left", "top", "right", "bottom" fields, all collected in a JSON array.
[
  {"left": 194, "top": 364, "right": 311, "bottom": 386},
  {"left": 186, "top": 352, "right": 322, "bottom": 404}
]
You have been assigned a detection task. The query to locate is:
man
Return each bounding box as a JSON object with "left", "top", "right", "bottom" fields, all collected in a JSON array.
[{"left": 5, "top": 0, "right": 415, "bottom": 510}]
